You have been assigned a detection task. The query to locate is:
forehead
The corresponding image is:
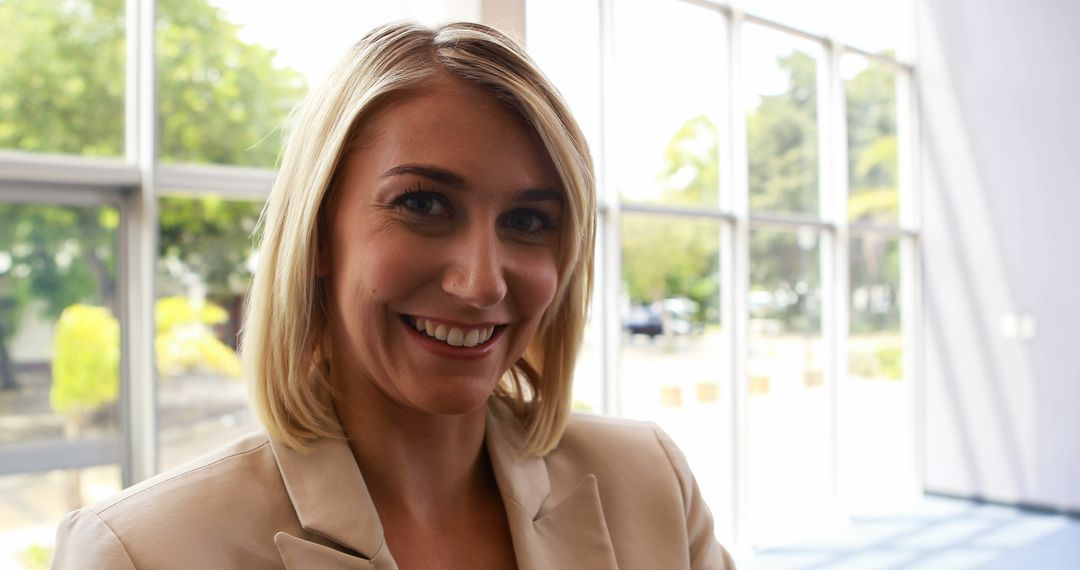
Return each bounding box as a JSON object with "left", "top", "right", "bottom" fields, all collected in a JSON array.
[{"left": 350, "top": 75, "right": 561, "bottom": 191}]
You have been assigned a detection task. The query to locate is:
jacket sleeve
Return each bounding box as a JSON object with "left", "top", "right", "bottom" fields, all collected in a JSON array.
[
  {"left": 53, "top": 509, "right": 137, "bottom": 570},
  {"left": 653, "top": 427, "right": 736, "bottom": 570}
]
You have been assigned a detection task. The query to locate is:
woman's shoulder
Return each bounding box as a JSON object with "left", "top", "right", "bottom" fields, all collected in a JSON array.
[
  {"left": 86, "top": 431, "right": 276, "bottom": 518},
  {"left": 546, "top": 412, "right": 691, "bottom": 491},
  {"left": 53, "top": 431, "right": 300, "bottom": 569},
  {"left": 558, "top": 412, "right": 677, "bottom": 462},
  {"left": 547, "top": 413, "right": 734, "bottom": 569}
]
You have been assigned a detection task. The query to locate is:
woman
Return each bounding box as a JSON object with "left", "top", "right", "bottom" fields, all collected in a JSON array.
[{"left": 53, "top": 22, "right": 734, "bottom": 569}]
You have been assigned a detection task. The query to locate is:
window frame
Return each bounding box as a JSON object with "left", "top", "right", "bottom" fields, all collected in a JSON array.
[{"left": 0, "top": 0, "right": 919, "bottom": 555}]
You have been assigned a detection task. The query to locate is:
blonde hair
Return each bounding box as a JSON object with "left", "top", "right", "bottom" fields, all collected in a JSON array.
[{"left": 243, "top": 22, "right": 595, "bottom": 456}]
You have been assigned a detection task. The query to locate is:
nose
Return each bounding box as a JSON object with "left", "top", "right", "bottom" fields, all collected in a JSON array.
[{"left": 440, "top": 227, "right": 508, "bottom": 309}]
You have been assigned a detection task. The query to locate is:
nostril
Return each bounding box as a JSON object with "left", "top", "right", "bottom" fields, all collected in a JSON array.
[{"left": 441, "top": 264, "right": 508, "bottom": 308}]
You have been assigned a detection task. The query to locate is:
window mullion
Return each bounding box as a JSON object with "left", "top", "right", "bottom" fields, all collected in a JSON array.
[
  {"left": 726, "top": 6, "right": 751, "bottom": 556},
  {"left": 119, "top": 0, "right": 159, "bottom": 486}
]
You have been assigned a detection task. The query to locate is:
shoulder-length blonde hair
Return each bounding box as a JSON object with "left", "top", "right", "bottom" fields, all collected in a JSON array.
[{"left": 243, "top": 21, "right": 595, "bottom": 456}]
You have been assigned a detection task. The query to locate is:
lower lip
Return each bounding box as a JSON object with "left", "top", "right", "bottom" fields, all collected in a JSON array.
[{"left": 401, "top": 318, "right": 504, "bottom": 360}]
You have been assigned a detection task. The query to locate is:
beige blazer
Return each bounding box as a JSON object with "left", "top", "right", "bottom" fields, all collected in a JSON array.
[{"left": 53, "top": 400, "right": 734, "bottom": 569}]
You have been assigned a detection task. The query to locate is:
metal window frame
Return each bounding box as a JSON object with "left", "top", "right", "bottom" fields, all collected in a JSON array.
[
  {"left": 602, "top": 0, "right": 921, "bottom": 554},
  {"left": 0, "top": 0, "right": 921, "bottom": 554}
]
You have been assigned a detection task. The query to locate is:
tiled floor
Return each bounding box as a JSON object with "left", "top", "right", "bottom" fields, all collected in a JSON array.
[{"left": 745, "top": 496, "right": 1080, "bottom": 569}]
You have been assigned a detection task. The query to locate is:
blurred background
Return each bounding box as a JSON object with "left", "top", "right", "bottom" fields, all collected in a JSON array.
[{"left": 0, "top": 0, "right": 1076, "bottom": 568}]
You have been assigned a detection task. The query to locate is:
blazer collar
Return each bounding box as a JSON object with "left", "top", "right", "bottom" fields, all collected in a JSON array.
[
  {"left": 486, "top": 400, "right": 618, "bottom": 570},
  {"left": 270, "top": 399, "right": 617, "bottom": 570},
  {"left": 270, "top": 426, "right": 393, "bottom": 568}
]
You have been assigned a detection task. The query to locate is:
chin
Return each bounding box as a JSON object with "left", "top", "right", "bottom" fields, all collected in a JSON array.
[{"left": 402, "top": 374, "right": 501, "bottom": 417}]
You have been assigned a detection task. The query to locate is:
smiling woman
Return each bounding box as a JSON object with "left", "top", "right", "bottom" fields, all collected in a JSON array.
[{"left": 51, "top": 22, "right": 733, "bottom": 570}]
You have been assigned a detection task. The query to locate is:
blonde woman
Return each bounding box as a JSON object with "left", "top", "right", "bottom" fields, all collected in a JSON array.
[{"left": 53, "top": 22, "right": 734, "bottom": 569}]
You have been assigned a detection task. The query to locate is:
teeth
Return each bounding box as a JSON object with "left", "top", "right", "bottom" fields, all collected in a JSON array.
[{"left": 410, "top": 317, "right": 496, "bottom": 348}]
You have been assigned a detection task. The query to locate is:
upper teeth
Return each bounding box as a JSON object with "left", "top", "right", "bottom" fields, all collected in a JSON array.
[{"left": 413, "top": 317, "right": 495, "bottom": 348}]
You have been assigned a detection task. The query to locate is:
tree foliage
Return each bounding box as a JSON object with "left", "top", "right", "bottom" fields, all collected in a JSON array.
[
  {"left": 747, "top": 50, "right": 819, "bottom": 215},
  {"left": 0, "top": 0, "right": 305, "bottom": 164},
  {"left": 621, "top": 46, "right": 900, "bottom": 333},
  {"left": 50, "top": 304, "right": 120, "bottom": 416},
  {"left": 622, "top": 114, "right": 721, "bottom": 323},
  {"left": 0, "top": 0, "right": 300, "bottom": 396},
  {"left": 154, "top": 296, "right": 242, "bottom": 378}
]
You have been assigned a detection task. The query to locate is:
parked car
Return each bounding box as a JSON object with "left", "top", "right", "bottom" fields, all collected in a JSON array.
[
  {"left": 624, "top": 298, "right": 701, "bottom": 338},
  {"left": 624, "top": 304, "right": 663, "bottom": 337}
]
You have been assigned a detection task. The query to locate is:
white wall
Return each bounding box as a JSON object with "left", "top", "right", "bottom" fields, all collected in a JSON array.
[{"left": 918, "top": 0, "right": 1080, "bottom": 510}]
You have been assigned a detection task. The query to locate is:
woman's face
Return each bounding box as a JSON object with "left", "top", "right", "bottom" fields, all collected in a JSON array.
[{"left": 321, "top": 75, "right": 562, "bottom": 418}]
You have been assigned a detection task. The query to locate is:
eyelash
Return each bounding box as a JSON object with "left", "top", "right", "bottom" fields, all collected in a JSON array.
[
  {"left": 390, "top": 184, "right": 450, "bottom": 217},
  {"left": 389, "top": 185, "right": 556, "bottom": 234}
]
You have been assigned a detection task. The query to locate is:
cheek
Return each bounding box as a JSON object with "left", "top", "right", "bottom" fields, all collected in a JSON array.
[
  {"left": 333, "top": 236, "right": 425, "bottom": 305},
  {"left": 514, "top": 251, "right": 560, "bottom": 319}
]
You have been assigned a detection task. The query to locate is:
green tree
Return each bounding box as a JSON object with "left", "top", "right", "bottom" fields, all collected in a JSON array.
[
  {"left": 50, "top": 303, "right": 120, "bottom": 509},
  {"left": 622, "top": 47, "right": 898, "bottom": 332},
  {"left": 0, "top": 0, "right": 305, "bottom": 164},
  {"left": 846, "top": 57, "right": 899, "bottom": 223},
  {"left": 50, "top": 304, "right": 120, "bottom": 418},
  {"left": 0, "top": 205, "right": 117, "bottom": 390},
  {"left": 747, "top": 50, "right": 819, "bottom": 215},
  {"left": 157, "top": 195, "right": 263, "bottom": 349},
  {"left": 0, "top": 0, "right": 301, "bottom": 390},
  {"left": 622, "top": 115, "right": 720, "bottom": 324}
]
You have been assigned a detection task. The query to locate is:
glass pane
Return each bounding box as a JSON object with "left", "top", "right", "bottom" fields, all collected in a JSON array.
[
  {"left": 745, "top": 24, "right": 822, "bottom": 216},
  {"left": 620, "top": 214, "right": 731, "bottom": 536},
  {"left": 613, "top": 0, "right": 724, "bottom": 206},
  {"left": 833, "top": 0, "right": 910, "bottom": 57},
  {"left": 0, "top": 465, "right": 122, "bottom": 568},
  {"left": 736, "top": 0, "right": 910, "bottom": 57},
  {"left": 157, "top": 1, "right": 480, "bottom": 167},
  {"left": 844, "top": 234, "right": 911, "bottom": 514},
  {"left": 0, "top": 0, "right": 125, "bottom": 156},
  {"left": 156, "top": 195, "right": 261, "bottom": 471},
  {"left": 748, "top": 226, "right": 829, "bottom": 547},
  {"left": 0, "top": 203, "right": 121, "bottom": 448},
  {"left": 527, "top": 0, "right": 602, "bottom": 154},
  {"left": 844, "top": 54, "right": 900, "bottom": 224},
  {"left": 735, "top": 0, "right": 828, "bottom": 36},
  {"left": 571, "top": 253, "right": 604, "bottom": 415}
]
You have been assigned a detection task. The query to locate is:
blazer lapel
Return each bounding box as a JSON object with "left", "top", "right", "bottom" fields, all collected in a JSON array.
[
  {"left": 486, "top": 401, "right": 619, "bottom": 570},
  {"left": 270, "top": 432, "right": 398, "bottom": 570},
  {"left": 268, "top": 401, "right": 617, "bottom": 570},
  {"left": 274, "top": 532, "right": 379, "bottom": 570}
]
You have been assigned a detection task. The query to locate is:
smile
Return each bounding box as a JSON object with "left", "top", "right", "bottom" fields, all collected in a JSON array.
[{"left": 402, "top": 315, "right": 503, "bottom": 348}]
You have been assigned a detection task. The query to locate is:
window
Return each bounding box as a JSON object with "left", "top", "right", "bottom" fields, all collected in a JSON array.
[
  {"left": 612, "top": 0, "right": 725, "bottom": 207},
  {"left": 155, "top": 194, "right": 262, "bottom": 470},
  {"left": 0, "top": 199, "right": 124, "bottom": 566},
  {"left": 604, "top": 0, "right": 916, "bottom": 552},
  {"left": 0, "top": 0, "right": 916, "bottom": 563},
  {"left": 0, "top": 0, "right": 125, "bottom": 157}
]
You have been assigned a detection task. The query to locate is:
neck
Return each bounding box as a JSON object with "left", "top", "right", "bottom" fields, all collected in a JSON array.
[{"left": 333, "top": 387, "right": 495, "bottom": 521}]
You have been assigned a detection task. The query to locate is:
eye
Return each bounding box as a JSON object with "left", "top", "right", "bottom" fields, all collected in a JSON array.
[
  {"left": 503, "top": 209, "right": 553, "bottom": 234},
  {"left": 393, "top": 188, "right": 449, "bottom": 217}
]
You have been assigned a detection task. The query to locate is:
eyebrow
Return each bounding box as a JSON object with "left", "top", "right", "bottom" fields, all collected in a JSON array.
[
  {"left": 381, "top": 163, "right": 465, "bottom": 187},
  {"left": 515, "top": 187, "right": 564, "bottom": 205},
  {"left": 381, "top": 163, "right": 564, "bottom": 204}
]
